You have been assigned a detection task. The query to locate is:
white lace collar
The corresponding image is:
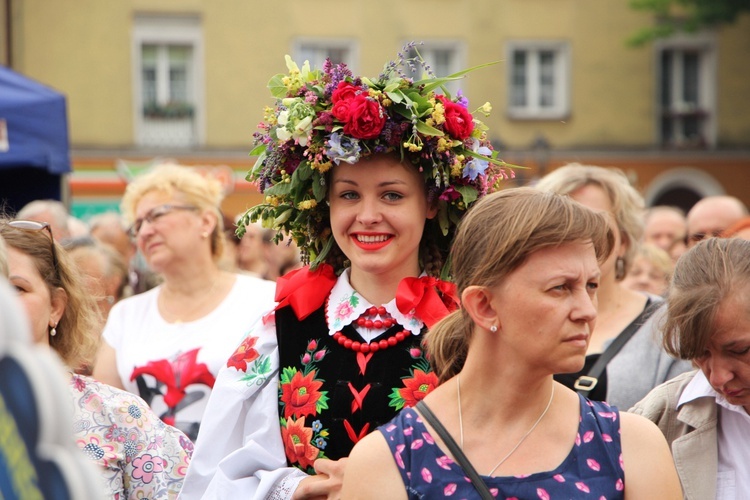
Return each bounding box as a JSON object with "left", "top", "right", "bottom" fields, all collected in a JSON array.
[{"left": 325, "top": 268, "right": 424, "bottom": 340}]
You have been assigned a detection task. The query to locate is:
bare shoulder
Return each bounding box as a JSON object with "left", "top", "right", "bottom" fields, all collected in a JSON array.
[
  {"left": 342, "top": 430, "right": 406, "bottom": 500},
  {"left": 619, "top": 412, "right": 682, "bottom": 499}
]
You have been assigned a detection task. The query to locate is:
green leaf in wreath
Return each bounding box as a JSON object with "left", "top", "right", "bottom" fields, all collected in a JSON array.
[
  {"left": 268, "top": 74, "right": 289, "bottom": 98},
  {"left": 415, "top": 120, "right": 444, "bottom": 137},
  {"left": 311, "top": 171, "right": 327, "bottom": 202},
  {"left": 455, "top": 185, "right": 478, "bottom": 206}
]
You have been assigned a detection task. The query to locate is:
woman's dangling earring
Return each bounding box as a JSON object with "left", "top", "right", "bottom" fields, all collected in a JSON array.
[
  {"left": 615, "top": 257, "right": 626, "bottom": 281},
  {"left": 50, "top": 323, "right": 57, "bottom": 337}
]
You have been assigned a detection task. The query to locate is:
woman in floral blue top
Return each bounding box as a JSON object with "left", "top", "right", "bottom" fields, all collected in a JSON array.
[
  {"left": 343, "top": 188, "right": 682, "bottom": 499},
  {"left": 2, "top": 221, "right": 193, "bottom": 499}
]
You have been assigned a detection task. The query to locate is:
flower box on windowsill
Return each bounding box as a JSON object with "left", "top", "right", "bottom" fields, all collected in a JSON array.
[{"left": 142, "top": 102, "right": 194, "bottom": 120}]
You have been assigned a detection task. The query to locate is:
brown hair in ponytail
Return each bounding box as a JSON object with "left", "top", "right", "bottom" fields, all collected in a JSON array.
[{"left": 426, "top": 187, "right": 613, "bottom": 383}]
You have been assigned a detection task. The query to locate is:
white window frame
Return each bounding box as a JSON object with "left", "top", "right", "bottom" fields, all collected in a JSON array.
[
  {"left": 293, "top": 38, "right": 358, "bottom": 73},
  {"left": 402, "top": 41, "right": 466, "bottom": 96},
  {"left": 655, "top": 32, "right": 717, "bottom": 148},
  {"left": 506, "top": 41, "right": 570, "bottom": 120},
  {"left": 132, "top": 14, "right": 204, "bottom": 147}
]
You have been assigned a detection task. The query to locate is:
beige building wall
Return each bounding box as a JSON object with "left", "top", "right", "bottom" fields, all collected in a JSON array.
[{"left": 7, "top": 0, "right": 750, "bottom": 151}]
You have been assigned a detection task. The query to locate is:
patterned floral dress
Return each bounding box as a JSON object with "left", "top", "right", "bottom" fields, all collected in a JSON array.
[
  {"left": 380, "top": 394, "right": 625, "bottom": 499},
  {"left": 69, "top": 374, "right": 193, "bottom": 499}
]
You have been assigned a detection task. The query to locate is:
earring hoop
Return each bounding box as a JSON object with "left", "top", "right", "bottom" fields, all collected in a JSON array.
[{"left": 615, "top": 257, "right": 626, "bottom": 281}]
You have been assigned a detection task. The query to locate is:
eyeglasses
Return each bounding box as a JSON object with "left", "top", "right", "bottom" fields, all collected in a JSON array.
[
  {"left": 128, "top": 204, "right": 199, "bottom": 238},
  {"left": 5, "top": 220, "right": 60, "bottom": 274},
  {"left": 688, "top": 229, "right": 724, "bottom": 246}
]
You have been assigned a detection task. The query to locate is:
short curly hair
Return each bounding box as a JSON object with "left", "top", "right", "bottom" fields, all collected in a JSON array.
[{"left": 121, "top": 164, "right": 226, "bottom": 261}]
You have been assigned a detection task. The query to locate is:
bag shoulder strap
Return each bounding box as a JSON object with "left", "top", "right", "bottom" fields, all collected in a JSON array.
[
  {"left": 415, "top": 400, "right": 494, "bottom": 500},
  {"left": 575, "top": 298, "right": 660, "bottom": 397}
]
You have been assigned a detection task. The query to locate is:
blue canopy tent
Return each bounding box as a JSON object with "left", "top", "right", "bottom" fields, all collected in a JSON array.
[{"left": 0, "top": 65, "right": 70, "bottom": 214}]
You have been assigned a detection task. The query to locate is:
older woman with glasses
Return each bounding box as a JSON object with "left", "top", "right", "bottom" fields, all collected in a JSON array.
[
  {"left": 1, "top": 219, "right": 194, "bottom": 498},
  {"left": 92, "top": 164, "right": 276, "bottom": 442}
]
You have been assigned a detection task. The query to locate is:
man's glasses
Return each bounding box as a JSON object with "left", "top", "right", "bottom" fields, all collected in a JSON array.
[
  {"left": 128, "top": 204, "right": 199, "bottom": 238},
  {"left": 688, "top": 229, "right": 724, "bottom": 246},
  {"left": 5, "top": 220, "right": 60, "bottom": 274}
]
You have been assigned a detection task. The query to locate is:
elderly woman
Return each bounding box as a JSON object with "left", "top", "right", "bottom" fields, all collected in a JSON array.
[
  {"left": 1, "top": 219, "right": 193, "bottom": 498},
  {"left": 631, "top": 237, "right": 750, "bottom": 499},
  {"left": 93, "top": 164, "right": 276, "bottom": 441},
  {"left": 536, "top": 164, "right": 691, "bottom": 409}
]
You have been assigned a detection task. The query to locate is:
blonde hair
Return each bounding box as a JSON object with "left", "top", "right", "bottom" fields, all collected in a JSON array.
[
  {"left": 121, "top": 164, "right": 226, "bottom": 260},
  {"left": 637, "top": 243, "right": 673, "bottom": 280},
  {"left": 0, "top": 223, "right": 101, "bottom": 370},
  {"left": 535, "top": 164, "right": 644, "bottom": 279},
  {"left": 663, "top": 238, "right": 750, "bottom": 360},
  {"left": 426, "top": 187, "right": 614, "bottom": 382}
]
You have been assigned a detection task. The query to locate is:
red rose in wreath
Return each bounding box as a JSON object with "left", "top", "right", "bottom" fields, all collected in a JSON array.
[
  {"left": 437, "top": 95, "right": 474, "bottom": 140},
  {"left": 343, "top": 94, "right": 386, "bottom": 140}
]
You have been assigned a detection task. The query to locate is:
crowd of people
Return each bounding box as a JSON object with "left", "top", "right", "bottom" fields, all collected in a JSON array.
[{"left": 2, "top": 52, "right": 750, "bottom": 500}]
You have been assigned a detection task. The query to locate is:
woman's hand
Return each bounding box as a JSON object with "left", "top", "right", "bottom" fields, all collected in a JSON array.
[{"left": 292, "top": 458, "right": 348, "bottom": 500}]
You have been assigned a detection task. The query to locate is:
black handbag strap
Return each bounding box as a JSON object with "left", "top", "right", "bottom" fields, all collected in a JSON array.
[
  {"left": 575, "top": 299, "right": 660, "bottom": 397},
  {"left": 416, "top": 400, "right": 494, "bottom": 500}
]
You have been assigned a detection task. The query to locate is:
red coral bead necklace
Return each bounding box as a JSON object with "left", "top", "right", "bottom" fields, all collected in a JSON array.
[{"left": 332, "top": 306, "right": 410, "bottom": 353}]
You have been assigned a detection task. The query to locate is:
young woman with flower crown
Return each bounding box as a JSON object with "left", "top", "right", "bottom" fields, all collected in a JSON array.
[{"left": 180, "top": 51, "right": 510, "bottom": 499}]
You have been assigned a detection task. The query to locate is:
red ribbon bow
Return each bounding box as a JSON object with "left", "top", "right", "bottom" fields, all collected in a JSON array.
[
  {"left": 396, "top": 276, "right": 460, "bottom": 329},
  {"left": 274, "top": 264, "right": 338, "bottom": 321}
]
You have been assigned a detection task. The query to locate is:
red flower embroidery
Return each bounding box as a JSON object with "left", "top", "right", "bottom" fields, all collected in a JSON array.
[
  {"left": 398, "top": 369, "right": 438, "bottom": 407},
  {"left": 281, "top": 370, "right": 324, "bottom": 418},
  {"left": 226, "top": 336, "right": 260, "bottom": 371},
  {"left": 282, "top": 416, "right": 320, "bottom": 470}
]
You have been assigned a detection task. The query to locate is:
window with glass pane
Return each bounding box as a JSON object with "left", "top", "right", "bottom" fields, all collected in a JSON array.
[
  {"left": 405, "top": 44, "right": 461, "bottom": 94},
  {"left": 141, "top": 44, "right": 193, "bottom": 119},
  {"left": 659, "top": 48, "right": 707, "bottom": 148},
  {"left": 539, "top": 51, "right": 555, "bottom": 107},
  {"left": 297, "top": 43, "right": 351, "bottom": 70},
  {"left": 507, "top": 43, "right": 568, "bottom": 119}
]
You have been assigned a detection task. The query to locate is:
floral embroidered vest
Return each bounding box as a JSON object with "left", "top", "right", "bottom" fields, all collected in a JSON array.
[{"left": 275, "top": 305, "right": 437, "bottom": 473}]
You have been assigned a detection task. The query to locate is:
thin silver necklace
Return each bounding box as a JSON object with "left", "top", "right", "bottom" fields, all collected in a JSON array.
[{"left": 457, "top": 374, "right": 555, "bottom": 477}]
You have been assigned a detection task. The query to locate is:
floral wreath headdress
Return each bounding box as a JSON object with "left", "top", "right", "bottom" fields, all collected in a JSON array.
[{"left": 239, "top": 45, "right": 515, "bottom": 273}]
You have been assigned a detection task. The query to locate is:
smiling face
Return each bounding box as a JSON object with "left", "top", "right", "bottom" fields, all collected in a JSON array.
[
  {"left": 329, "top": 155, "right": 436, "bottom": 286},
  {"left": 492, "top": 241, "right": 600, "bottom": 375},
  {"left": 7, "top": 247, "right": 65, "bottom": 345},
  {"left": 693, "top": 290, "right": 750, "bottom": 411}
]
